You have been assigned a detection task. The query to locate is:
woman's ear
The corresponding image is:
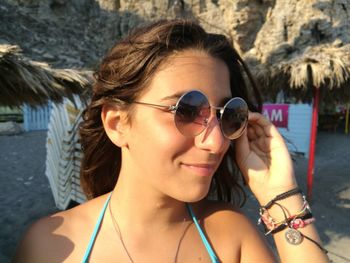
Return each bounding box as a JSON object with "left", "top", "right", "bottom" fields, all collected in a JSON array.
[{"left": 101, "top": 104, "right": 129, "bottom": 147}]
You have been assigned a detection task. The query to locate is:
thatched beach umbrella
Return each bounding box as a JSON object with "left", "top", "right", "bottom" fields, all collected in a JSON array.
[
  {"left": 0, "top": 44, "right": 93, "bottom": 107},
  {"left": 242, "top": 0, "right": 350, "bottom": 199},
  {"left": 245, "top": 39, "right": 350, "bottom": 104}
]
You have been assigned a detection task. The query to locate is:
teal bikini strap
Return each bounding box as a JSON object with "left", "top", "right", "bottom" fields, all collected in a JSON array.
[
  {"left": 82, "top": 197, "right": 218, "bottom": 262},
  {"left": 186, "top": 203, "right": 219, "bottom": 263},
  {"left": 82, "top": 194, "right": 112, "bottom": 263}
]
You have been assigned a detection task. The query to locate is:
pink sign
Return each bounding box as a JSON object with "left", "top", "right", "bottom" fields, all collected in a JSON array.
[{"left": 262, "top": 104, "right": 289, "bottom": 128}]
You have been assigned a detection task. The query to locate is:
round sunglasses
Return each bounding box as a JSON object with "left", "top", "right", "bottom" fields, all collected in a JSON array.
[{"left": 133, "top": 90, "right": 248, "bottom": 140}]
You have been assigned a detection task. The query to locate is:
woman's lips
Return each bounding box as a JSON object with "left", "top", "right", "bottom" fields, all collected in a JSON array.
[{"left": 181, "top": 163, "right": 216, "bottom": 177}]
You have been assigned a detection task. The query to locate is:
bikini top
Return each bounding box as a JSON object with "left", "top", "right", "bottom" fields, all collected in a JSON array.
[{"left": 82, "top": 194, "right": 219, "bottom": 263}]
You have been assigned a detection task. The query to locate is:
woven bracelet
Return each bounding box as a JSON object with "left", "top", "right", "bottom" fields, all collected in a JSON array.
[{"left": 261, "top": 188, "right": 302, "bottom": 210}]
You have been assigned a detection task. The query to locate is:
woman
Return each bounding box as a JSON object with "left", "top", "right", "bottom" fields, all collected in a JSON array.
[{"left": 15, "top": 19, "right": 329, "bottom": 262}]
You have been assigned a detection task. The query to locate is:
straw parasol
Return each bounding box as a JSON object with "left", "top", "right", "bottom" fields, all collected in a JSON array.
[
  {"left": 242, "top": 0, "right": 350, "bottom": 103},
  {"left": 240, "top": 0, "right": 350, "bottom": 199},
  {"left": 246, "top": 43, "right": 350, "bottom": 103},
  {"left": 0, "top": 44, "right": 93, "bottom": 107}
]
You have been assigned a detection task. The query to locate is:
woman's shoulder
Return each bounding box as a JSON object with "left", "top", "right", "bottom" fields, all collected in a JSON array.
[
  {"left": 13, "top": 194, "right": 110, "bottom": 263},
  {"left": 193, "top": 199, "right": 276, "bottom": 262},
  {"left": 194, "top": 199, "right": 254, "bottom": 239}
]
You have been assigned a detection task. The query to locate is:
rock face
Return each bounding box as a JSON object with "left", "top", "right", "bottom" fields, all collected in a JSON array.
[
  {"left": 0, "top": 0, "right": 272, "bottom": 68},
  {"left": 246, "top": 0, "right": 350, "bottom": 65},
  {"left": 1, "top": 1, "right": 124, "bottom": 68},
  {"left": 1, "top": 0, "right": 349, "bottom": 101}
]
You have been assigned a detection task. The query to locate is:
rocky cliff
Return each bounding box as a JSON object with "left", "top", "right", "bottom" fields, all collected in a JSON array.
[
  {"left": 2, "top": 0, "right": 349, "bottom": 102},
  {"left": 0, "top": 0, "right": 273, "bottom": 69}
]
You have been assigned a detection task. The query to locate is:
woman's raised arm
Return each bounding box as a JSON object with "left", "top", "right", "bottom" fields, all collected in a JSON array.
[{"left": 235, "top": 112, "right": 329, "bottom": 263}]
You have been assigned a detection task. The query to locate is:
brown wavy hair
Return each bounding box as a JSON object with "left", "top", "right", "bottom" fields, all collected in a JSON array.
[{"left": 79, "top": 19, "right": 262, "bottom": 206}]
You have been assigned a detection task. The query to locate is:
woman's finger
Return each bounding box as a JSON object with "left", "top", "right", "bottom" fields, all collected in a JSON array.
[
  {"left": 248, "top": 112, "right": 282, "bottom": 139},
  {"left": 247, "top": 126, "right": 258, "bottom": 141},
  {"left": 250, "top": 123, "right": 265, "bottom": 137},
  {"left": 235, "top": 128, "right": 251, "bottom": 165},
  {"left": 248, "top": 112, "right": 271, "bottom": 126}
]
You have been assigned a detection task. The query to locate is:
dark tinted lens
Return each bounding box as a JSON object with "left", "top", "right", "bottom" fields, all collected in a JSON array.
[
  {"left": 221, "top": 98, "right": 248, "bottom": 139},
  {"left": 175, "top": 91, "right": 210, "bottom": 136}
]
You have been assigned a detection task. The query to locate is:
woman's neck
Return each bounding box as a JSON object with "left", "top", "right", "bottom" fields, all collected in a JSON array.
[{"left": 110, "top": 170, "right": 190, "bottom": 231}]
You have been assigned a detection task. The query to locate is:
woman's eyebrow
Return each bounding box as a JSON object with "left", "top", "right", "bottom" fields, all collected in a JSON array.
[
  {"left": 160, "top": 92, "right": 184, "bottom": 102},
  {"left": 160, "top": 92, "right": 232, "bottom": 105}
]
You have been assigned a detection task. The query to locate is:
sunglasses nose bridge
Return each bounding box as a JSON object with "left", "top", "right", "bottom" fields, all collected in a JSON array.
[
  {"left": 209, "top": 106, "right": 224, "bottom": 122},
  {"left": 203, "top": 107, "right": 225, "bottom": 134}
]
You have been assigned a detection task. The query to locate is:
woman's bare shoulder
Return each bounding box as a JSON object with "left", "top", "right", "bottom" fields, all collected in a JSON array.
[
  {"left": 13, "top": 194, "right": 110, "bottom": 263},
  {"left": 194, "top": 200, "right": 254, "bottom": 239},
  {"left": 194, "top": 200, "right": 276, "bottom": 263}
]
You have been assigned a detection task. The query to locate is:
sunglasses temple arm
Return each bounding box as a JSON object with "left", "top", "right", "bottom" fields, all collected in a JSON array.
[{"left": 133, "top": 101, "right": 176, "bottom": 111}]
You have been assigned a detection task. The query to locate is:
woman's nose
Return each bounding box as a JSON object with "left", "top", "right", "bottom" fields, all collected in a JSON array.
[{"left": 194, "top": 116, "right": 228, "bottom": 154}]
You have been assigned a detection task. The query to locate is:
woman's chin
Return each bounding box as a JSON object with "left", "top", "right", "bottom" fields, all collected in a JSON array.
[{"left": 177, "top": 186, "right": 211, "bottom": 203}]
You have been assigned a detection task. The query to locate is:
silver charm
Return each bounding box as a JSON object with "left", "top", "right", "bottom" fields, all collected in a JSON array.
[{"left": 285, "top": 228, "right": 303, "bottom": 245}]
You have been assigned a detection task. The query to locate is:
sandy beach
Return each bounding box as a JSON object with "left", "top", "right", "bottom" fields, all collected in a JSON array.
[{"left": 0, "top": 130, "right": 349, "bottom": 262}]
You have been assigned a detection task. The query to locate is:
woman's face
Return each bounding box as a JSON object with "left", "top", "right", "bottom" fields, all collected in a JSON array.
[{"left": 123, "top": 50, "right": 232, "bottom": 202}]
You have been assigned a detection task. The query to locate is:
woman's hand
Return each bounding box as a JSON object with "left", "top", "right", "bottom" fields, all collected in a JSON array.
[{"left": 235, "top": 112, "right": 298, "bottom": 205}]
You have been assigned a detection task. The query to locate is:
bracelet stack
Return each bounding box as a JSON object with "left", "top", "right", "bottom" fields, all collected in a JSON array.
[
  {"left": 257, "top": 188, "right": 328, "bottom": 254},
  {"left": 259, "top": 190, "right": 313, "bottom": 236}
]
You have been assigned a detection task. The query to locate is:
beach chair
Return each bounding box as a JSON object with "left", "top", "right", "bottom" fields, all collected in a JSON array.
[{"left": 45, "top": 95, "right": 87, "bottom": 210}]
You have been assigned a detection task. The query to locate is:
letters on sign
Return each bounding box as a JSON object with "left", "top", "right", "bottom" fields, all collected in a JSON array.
[{"left": 262, "top": 104, "right": 289, "bottom": 128}]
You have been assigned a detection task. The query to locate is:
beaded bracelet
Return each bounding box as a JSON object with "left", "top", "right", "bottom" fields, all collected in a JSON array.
[
  {"left": 290, "top": 217, "right": 315, "bottom": 229},
  {"left": 259, "top": 210, "right": 313, "bottom": 235},
  {"left": 271, "top": 212, "right": 314, "bottom": 234}
]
